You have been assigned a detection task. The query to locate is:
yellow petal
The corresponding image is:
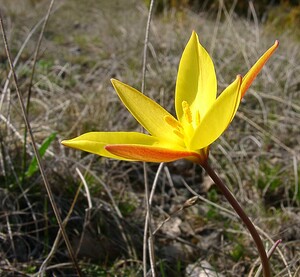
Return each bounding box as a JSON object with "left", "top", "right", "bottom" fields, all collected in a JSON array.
[
  {"left": 111, "top": 79, "right": 180, "bottom": 144},
  {"left": 190, "top": 75, "right": 242, "bottom": 149},
  {"left": 241, "top": 40, "right": 279, "bottom": 98},
  {"left": 229, "top": 75, "right": 243, "bottom": 123},
  {"left": 175, "top": 31, "right": 217, "bottom": 123},
  {"left": 105, "top": 144, "right": 200, "bottom": 162},
  {"left": 61, "top": 132, "right": 160, "bottom": 161}
]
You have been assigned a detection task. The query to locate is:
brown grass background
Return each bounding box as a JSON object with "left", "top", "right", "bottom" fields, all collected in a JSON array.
[{"left": 0, "top": 0, "right": 299, "bottom": 276}]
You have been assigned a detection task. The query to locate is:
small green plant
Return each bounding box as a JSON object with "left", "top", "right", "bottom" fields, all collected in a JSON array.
[
  {"left": 24, "top": 132, "right": 56, "bottom": 178},
  {"left": 230, "top": 243, "right": 245, "bottom": 262}
]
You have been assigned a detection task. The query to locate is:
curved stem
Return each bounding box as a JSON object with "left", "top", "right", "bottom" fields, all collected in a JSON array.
[{"left": 201, "top": 160, "right": 271, "bottom": 277}]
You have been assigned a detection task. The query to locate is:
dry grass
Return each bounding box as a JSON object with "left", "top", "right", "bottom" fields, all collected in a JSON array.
[{"left": 0, "top": 0, "right": 299, "bottom": 276}]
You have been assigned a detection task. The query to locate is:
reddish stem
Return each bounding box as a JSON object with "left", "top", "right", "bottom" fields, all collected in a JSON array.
[{"left": 201, "top": 160, "right": 271, "bottom": 277}]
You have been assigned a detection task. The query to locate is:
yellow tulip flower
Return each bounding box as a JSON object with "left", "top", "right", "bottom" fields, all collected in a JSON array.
[{"left": 62, "top": 31, "right": 278, "bottom": 165}]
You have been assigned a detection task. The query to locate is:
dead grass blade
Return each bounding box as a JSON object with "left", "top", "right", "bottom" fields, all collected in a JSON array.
[
  {"left": 181, "top": 178, "right": 292, "bottom": 277},
  {"left": 22, "top": 0, "right": 55, "bottom": 182},
  {"left": 38, "top": 168, "right": 84, "bottom": 276},
  {"left": 237, "top": 111, "right": 296, "bottom": 156},
  {"left": 254, "top": 239, "right": 283, "bottom": 277},
  {"left": 141, "top": 0, "right": 156, "bottom": 276},
  {"left": 0, "top": 8, "right": 82, "bottom": 277}
]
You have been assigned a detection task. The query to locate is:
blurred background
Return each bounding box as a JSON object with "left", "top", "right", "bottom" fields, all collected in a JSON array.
[{"left": 0, "top": 0, "right": 299, "bottom": 276}]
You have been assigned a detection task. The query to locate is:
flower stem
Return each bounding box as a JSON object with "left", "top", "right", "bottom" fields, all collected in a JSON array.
[{"left": 201, "top": 160, "right": 271, "bottom": 277}]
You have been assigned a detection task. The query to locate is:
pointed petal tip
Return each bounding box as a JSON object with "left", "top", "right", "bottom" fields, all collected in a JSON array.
[
  {"left": 233, "top": 75, "right": 242, "bottom": 86},
  {"left": 111, "top": 78, "right": 128, "bottom": 94},
  {"left": 236, "top": 74, "right": 242, "bottom": 80},
  {"left": 270, "top": 40, "right": 279, "bottom": 52},
  {"left": 110, "top": 78, "right": 119, "bottom": 85},
  {"left": 61, "top": 140, "right": 67, "bottom": 146},
  {"left": 240, "top": 40, "right": 278, "bottom": 98},
  {"left": 61, "top": 139, "right": 76, "bottom": 148},
  {"left": 190, "top": 30, "right": 199, "bottom": 41}
]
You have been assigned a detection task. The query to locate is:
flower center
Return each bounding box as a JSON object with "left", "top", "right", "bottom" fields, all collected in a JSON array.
[
  {"left": 164, "top": 101, "right": 201, "bottom": 149},
  {"left": 182, "top": 101, "right": 192, "bottom": 123},
  {"left": 182, "top": 101, "right": 200, "bottom": 129},
  {"left": 164, "top": 115, "right": 184, "bottom": 139}
]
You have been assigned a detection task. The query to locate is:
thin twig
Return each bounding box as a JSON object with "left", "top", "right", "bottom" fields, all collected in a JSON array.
[
  {"left": 5, "top": 214, "right": 16, "bottom": 258},
  {"left": 219, "top": 0, "right": 251, "bottom": 68},
  {"left": 251, "top": 228, "right": 291, "bottom": 277},
  {"left": 38, "top": 224, "right": 66, "bottom": 276},
  {"left": 209, "top": 0, "right": 222, "bottom": 55},
  {"left": 141, "top": 0, "right": 155, "bottom": 94},
  {"left": 22, "top": 0, "right": 55, "bottom": 182},
  {"left": 76, "top": 167, "right": 92, "bottom": 209},
  {"left": 38, "top": 167, "right": 83, "bottom": 276},
  {"left": 254, "top": 240, "right": 282, "bottom": 277},
  {"left": 142, "top": 162, "right": 151, "bottom": 277},
  {"left": 26, "top": 1, "right": 54, "bottom": 111},
  {"left": 149, "top": 162, "right": 164, "bottom": 204},
  {"left": 181, "top": 178, "right": 237, "bottom": 218},
  {"left": 237, "top": 111, "right": 296, "bottom": 156},
  {"left": 164, "top": 165, "right": 178, "bottom": 197},
  {"left": 217, "top": 143, "right": 245, "bottom": 201},
  {"left": 292, "top": 156, "right": 299, "bottom": 202},
  {"left": 74, "top": 167, "right": 92, "bottom": 258},
  {"left": 0, "top": 11, "right": 82, "bottom": 277},
  {"left": 73, "top": 161, "right": 138, "bottom": 260},
  {"left": 141, "top": 0, "right": 156, "bottom": 276},
  {"left": 0, "top": 7, "right": 51, "bottom": 112},
  {"left": 152, "top": 196, "right": 199, "bottom": 236},
  {"left": 248, "top": 0, "right": 260, "bottom": 45},
  {"left": 146, "top": 162, "right": 164, "bottom": 275},
  {"left": 0, "top": 2, "right": 61, "bottom": 114}
]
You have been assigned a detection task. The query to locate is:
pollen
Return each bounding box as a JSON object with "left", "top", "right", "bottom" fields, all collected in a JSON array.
[{"left": 182, "top": 101, "right": 192, "bottom": 124}]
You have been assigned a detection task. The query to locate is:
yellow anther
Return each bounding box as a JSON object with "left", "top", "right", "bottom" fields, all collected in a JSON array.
[
  {"left": 182, "top": 101, "right": 192, "bottom": 124},
  {"left": 164, "top": 115, "right": 182, "bottom": 130},
  {"left": 195, "top": 110, "right": 200, "bottom": 126},
  {"left": 173, "top": 129, "right": 184, "bottom": 139}
]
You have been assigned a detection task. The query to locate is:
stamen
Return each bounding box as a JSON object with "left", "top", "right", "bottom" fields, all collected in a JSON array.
[
  {"left": 195, "top": 110, "right": 200, "bottom": 126},
  {"left": 182, "top": 101, "right": 192, "bottom": 124},
  {"left": 173, "top": 129, "right": 184, "bottom": 139},
  {"left": 164, "top": 115, "right": 182, "bottom": 129}
]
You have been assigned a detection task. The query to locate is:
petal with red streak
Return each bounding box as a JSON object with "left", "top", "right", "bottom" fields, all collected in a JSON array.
[{"left": 105, "top": 144, "right": 200, "bottom": 162}]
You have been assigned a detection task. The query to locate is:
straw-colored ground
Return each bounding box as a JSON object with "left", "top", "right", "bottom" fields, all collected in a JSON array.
[{"left": 0, "top": 0, "right": 299, "bottom": 276}]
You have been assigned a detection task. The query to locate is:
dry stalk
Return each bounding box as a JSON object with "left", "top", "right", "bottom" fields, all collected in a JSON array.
[{"left": 0, "top": 9, "right": 82, "bottom": 277}]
